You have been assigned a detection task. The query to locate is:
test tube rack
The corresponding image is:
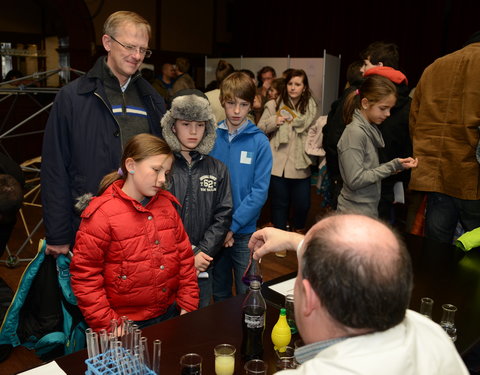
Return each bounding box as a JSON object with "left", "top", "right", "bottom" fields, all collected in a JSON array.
[{"left": 85, "top": 348, "right": 155, "bottom": 375}]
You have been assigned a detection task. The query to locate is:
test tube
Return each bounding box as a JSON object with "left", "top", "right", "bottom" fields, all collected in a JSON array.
[
  {"left": 108, "top": 332, "right": 116, "bottom": 354},
  {"left": 85, "top": 328, "right": 94, "bottom": 359},
  {"left": 89, "top": 331, "right": 100, "bottom": 361},
  {"left": 133, "top": 328, "right": 142, "bottom": 350},
  {"left": 113, "top": 340, "right": 126, "bottom": 375},
  {"left": 99, "top": 329, "right": 108, "bottom": 353},
  {"left": 140, "top": 336, "right": 150, "bottom": 369},
  {"left": 110, "top": 319, "right": 118, "bottom": 340},
  {"left": 120, "top": 316, "right": 129, "bottom": 347},
  {"left": 152, "top": 339, "right": 161, "bottom": 375},
  {"left": 133, "top": 352, "right": 143, "bottom": 375},
  {"left": 129, "top": 323, "right": 139, "bottom": 350}
]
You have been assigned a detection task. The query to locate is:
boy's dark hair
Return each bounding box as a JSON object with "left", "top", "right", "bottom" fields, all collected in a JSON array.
[
  {"left": 346, "top": 60, "right": 364, "bottom": 86},
  {"left": 220, "top": 72, "right": 256, "bottom": 106},
  {"left": 0, "top": 174, "right": 23, "bottom": 224},
  {"left": 176, "top": 57, "right": 190, "bottom": 74},
  {"left": 5, "top": 70, "right": 23, "bottom": 82},
  {"left": 360, "top": 42, "right": 400, "bottom": 69},
  {"left": 216, "top": 60, "right": 235, "bottom": 84}
]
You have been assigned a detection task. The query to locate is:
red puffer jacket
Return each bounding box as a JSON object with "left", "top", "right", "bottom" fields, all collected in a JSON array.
[{"left": 70, "top": 180, "right": 199, "bottom": 332}]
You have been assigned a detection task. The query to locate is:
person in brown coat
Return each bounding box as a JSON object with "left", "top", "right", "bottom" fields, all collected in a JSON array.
[{"left": 409, "top": 31, "right": 480, "bottom": 244}]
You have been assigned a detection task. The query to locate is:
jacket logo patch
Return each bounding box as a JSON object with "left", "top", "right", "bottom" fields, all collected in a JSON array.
[
  {"left": 240, "top": 151, "right": 253, "bottom": 165},
  {"left": 200, "top": 175, "right": 217, "bottom": 192}
]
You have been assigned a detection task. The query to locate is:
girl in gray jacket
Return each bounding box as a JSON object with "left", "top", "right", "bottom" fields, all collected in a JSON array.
[{"left": 337, "top": 75, "right": 417, "bottom": 217}]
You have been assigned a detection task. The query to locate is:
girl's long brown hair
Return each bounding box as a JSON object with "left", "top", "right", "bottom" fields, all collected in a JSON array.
[
  {"left": 276, "top": 69, "right": 312, "bottom": 114},
  {"left": 343, "top": 74, "right": 397, "bottom": 125},
  {"left": 97, "top": 133, "right": 173, "bottom": 195}
]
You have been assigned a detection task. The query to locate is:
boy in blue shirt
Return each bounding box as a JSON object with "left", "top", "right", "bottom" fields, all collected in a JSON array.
[{"left": 210, "top": 72, "right": 273, "bottom": 299}]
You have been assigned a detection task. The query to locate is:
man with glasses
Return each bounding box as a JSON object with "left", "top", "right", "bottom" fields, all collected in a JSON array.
[{"left": 41, "top": 11, "right": 166, "bottom": 257}]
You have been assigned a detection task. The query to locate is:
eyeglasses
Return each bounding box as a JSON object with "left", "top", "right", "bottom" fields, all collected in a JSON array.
[{"left": 109, "top": 35, "right": 152, "bottom": 58}]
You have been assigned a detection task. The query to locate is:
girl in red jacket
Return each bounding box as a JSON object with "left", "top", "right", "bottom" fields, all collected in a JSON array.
[{"left": 70, "top": 134, "right": 199, "bottom": 332}]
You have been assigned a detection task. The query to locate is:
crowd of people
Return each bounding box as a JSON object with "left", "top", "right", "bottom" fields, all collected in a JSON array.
[{"left": 1, "top": 8, "right": 479, "bottom": 374}]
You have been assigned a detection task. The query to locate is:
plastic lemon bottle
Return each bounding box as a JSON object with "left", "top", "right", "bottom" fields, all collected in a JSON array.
[{"left": 271, "top": 308, "right": 292, "bottom": 353}]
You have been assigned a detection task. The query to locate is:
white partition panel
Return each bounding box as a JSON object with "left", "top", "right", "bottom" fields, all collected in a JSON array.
[
  {"left": 322, "top": 51, "right": 341, "bottom": 115},
  {"left": 205, "top": 55, "right": 340, "bottom": 116},
  {"left": 290, "top": 58, "right": 324, "bottom": 108}
]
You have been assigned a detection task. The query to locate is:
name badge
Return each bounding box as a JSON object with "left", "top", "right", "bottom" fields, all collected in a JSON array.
[{"left": 240, "top": 151, "right": 253, "bottom": 165}]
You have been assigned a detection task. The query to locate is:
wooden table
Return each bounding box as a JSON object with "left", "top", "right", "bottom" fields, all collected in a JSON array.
[
  {"left": 56, "top": 294, "right": 296, "bottom": 375},
  {"left": 55, "top": 233, "right": 480, "bottom": 373},
  {"left": 262, "top": 233, "right": 480, "bottom": 356}
]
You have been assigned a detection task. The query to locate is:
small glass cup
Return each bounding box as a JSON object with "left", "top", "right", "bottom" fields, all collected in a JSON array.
[
  {"left": 285, "top": 294, "right": 298, "bottom": 334},
  {"left": 214, "top": 344, "right": 236, "bottom": 375},
  {"left": 419, "top": 297, "right": 434, "bottom": 319},
  {"left": 275, "top": 345, "right": 297, "bottom": 370},
  {"left": 244, "top": 359, "right": 267, "bottom": 375},
  {"left": 293, "top": 338, "right": 304, "bottom": 350},
  {"left": 440, "top": 304, "right": 458, "bottom": 342},
  {"left": 180, "top": 353, "right": 202, "bottom": 375}
]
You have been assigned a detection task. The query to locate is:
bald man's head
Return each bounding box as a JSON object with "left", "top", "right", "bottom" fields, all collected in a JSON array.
[{"left": 301, "top": 214, "right": 412, "bottom": 332}]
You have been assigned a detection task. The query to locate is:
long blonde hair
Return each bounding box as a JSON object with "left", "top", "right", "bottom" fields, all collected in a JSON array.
[{"left": 98, "top": 134, "right": 172, "bottom": 195}]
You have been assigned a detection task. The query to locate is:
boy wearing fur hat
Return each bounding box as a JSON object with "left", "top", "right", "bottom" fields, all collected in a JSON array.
[{"left": 161, "top": 89, "right": 233, "bottom": 307}]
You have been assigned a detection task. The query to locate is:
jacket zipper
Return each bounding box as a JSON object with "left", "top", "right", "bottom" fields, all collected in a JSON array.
[{"left": 94, "top": 92, "right": 125, "bottom": 150}]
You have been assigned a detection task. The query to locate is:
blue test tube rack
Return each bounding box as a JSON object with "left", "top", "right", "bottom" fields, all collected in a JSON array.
[{"left": 85, "top": 347, "right": 155, "bottom": 375}]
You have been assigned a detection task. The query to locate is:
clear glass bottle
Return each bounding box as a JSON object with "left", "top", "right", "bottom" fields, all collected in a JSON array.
[{"left": 440, "top": 303, "right": 457, "bottom": 342}]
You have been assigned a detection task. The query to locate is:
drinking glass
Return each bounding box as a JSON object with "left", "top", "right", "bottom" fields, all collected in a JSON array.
[
  {"left": 440, "top": 304, "right": 458, "bottom": 342},
  {"left": 293, "top": 338, "right": 304, "bottom": 350},
  {"left": 420, "top": 297, "right": 434, "bottom": 319},
  {"left": 180, "top": 353, "right": 202, "bottom": 375},
  {"left": 214, "top": 344, "right": 236, "bottom": 375},
  {"left": 285, "top": 294, "right": 297, "bottom": 334},
  {"left": 244, "top": 359, "right": 267, "bottom": 375},
  {"left": 275, "top": 345, "right": 297, "bottom": 370}
]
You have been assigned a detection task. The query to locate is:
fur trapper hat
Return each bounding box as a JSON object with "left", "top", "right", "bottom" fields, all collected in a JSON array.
[{"left": 161, "top": 89, "right": 217, "bottom": 154}]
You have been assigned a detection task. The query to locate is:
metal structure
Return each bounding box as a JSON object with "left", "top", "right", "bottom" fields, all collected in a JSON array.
[{"left": 0, "top": 67, "right": 85, "bottom": 267}]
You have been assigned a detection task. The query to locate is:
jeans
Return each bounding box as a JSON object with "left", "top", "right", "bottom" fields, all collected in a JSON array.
[
  {"left": 198, "top": 266, "right": 214, "bottom": 308},
  {"left": 270, "top": 175, "right": 311, "bottom": 230},
  {"left": 134, "top": 302, "right": 179, "bottom": 329},
  {"left": 212, "top": 233, "right": 252, "bottom": 302},
  {"left": 425, "top": 192, "right": 480, "bottom": 244}
]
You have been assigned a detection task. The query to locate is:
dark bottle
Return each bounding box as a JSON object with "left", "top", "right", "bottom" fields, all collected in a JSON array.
[{"left": 241, "top": 280, "right": 266, "bottom": 361}]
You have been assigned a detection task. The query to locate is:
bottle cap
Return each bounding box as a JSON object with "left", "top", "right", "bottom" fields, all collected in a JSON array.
[
  {"left": 250, "top": 280, "right": 261, "bottom": 290},
  {"left": 280, "top": 308, "right": 286, "bottom": 316}
]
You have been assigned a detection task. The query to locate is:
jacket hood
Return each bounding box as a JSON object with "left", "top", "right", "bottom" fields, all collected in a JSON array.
[
  {"left": 161, "top": 91, "right": 217, "bottom": 154},
  {"left": 74, "top": 193, "right": 93, "bottom": 214},
  {"left": 364, "top": 66, "right": 408, "bottom": 86},
  {"left": 353, "top": 109, "right": 385, "bottom": 148}
]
